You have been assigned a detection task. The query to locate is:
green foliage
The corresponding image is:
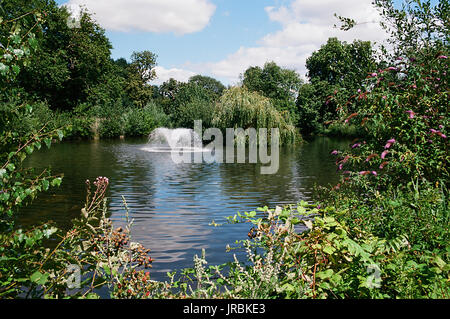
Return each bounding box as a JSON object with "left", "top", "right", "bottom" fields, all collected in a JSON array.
[
  {"left": 242, "top": 61, "right": 302, "bottom": 123},
  {"left": 156, "top": 78, "right": 183, "bottom": 116},
  {"left": 1, "top": 177, "right": 155, "bottom": 298},
  {"left": 154, "top": 76, "right": 225, "bottom": 128},
  {"left": 12, "top": 1, "right": 113, "bottom": 110},
  {"left": 98, "top": 116, "right": 125, "bottom": 139},
  {"left": 296, "top": 38, "right": 377, "bottom": 135},
  {"left": 0, "top": 100, "right": 65, "bottom": 229},
  {"left": 373, "top": 0, "right": 449, "bottom": 60},
  {"left": 147, "top": 203, "right": 448, "bottom": 299},
  {"left": 188, "top": 74, "right": 225, "bottom": 100},
  {"left": 0, "top": 3, "right": 42, "bottom": 85},
  {"left": 123, "top": 106, "right": 159, "bottom": 137},
  {"left": 175, "top": 97, "right": 215, "bottom": 129},
  {"left": 126, "top": 51, "right": 157, "bottom": 108},
  {"left": 67, "top": 116, "right": 95, "bottom": 139},
  {"left": 212, "top": 87, "right": 299, "bottom": 144},
  {"left": 172, "top": 82, "right": 216, "bottom": 128},
  {"left": 306, "top": 38, "right": 377, "bottom": 88},
  {"left": 296, "top": 80, "right": 340, "bottom": 134}
]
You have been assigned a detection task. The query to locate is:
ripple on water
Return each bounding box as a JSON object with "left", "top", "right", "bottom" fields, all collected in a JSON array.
[{"left": 19, "top": 136, "right": 350, "bottom": 281}]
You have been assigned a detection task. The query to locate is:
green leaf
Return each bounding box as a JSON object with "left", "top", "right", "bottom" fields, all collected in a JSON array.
[
  {"left": 317, "top": 269, "right": 334, "bottom": 280},
  {"left": 103, "top": 265, "right": 111, "bottom": 276},
  {"left": 44, "top": 138, "right": 51, "bottom": 149},
  {"left": 30, "top": 271, "right": 49, "bottom": 285},
  {"left": 11, "top": 65, "right": 20, "bottom": 75},
  {"left": 25, "top": 145, "right": 34, "bottom": 155},
  {"left": 42, "top": 179, "right": 49, "bottom": 191},
  {"left": 28, "top": 37, "right": 38, "bottom": 50},
  {"left": 0, "top": 169, "right": 6, "bottom": 179},
  {"left": 6, "top": 163, "right": 15, "bottom": 172},
  {"left": 323, "top": 245, "right": 336, "bottom": 255},
  {"left": 57, "top": 130, "right": 64, "bottom": 141},
  {"left": 51, "top": 178, "right": 62, "bottom": 187}
]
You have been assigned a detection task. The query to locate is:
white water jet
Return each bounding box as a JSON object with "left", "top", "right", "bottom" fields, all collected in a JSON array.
[{"left": 141, "top": 128, "right": 206, "bottom": 153}]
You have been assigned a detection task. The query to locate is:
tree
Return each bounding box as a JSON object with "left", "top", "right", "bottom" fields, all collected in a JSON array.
[
  {"left": 172, "top": 82, "right": 216, "bottom": 128},
  {"left": 125, "top": 50, "right": 157, "bottom": 108},
  {"left": 188, "top": 75, "right": 225, "bottom": 100},
  {"left": 296, "top": 38, "right": 377, "bottom": 134},
  {"left": 212, "top": 86, "right": 298, "bottom": 144},
  {"left": 242, "top": 61, "right": 302, "bottom": 124},
  {"left": 154, "top": 77, "right": 221, "bottom": 128},
  {"left": 306, "top": 37, "right": 377, "bottom": 89},
  {"left": 129, "top": 50, "right": 157, "bottom": 84},
  {"left": 12, "top": 1, "right": 113, "bottom": 110}
]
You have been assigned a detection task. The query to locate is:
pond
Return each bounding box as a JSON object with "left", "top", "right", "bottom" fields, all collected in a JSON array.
[{"left": 19, "top": 136, "right": 349, "bottom": 282}]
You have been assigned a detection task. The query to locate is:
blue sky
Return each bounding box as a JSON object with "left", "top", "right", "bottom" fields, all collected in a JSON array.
[{"left": 56, "top": 0, "right": 437, "bottom": 85}]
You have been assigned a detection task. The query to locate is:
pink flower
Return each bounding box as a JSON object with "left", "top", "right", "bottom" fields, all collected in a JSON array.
[
  {"left": 437, "top": 132, "right": 447, "bottom": 139},
  {"left": 379, "top": 161, "right": 388, "bottom": 169},
  {"left": 330, "top": 150, "right": 338, "bottom": 155},
  {"left": 366, "top": 154, "right": 378, "bottom": 162},
  {"left": 370, "top": 72, "right": 377, "bottom": 77},
  {"left": 371, "top": 171, "right": 377, "bottom": 176},
  {"left": 439, "top": 125, "right": 444, "bottom": 130},
  {"left": 381, "top": 150, "right": 389, "bottom": 159},
  {"left": 430, "top": 129, "right": 438, "bottom": 133},
  {"left": 405, "top": 110, "right": 415, "bottom": 119},
  {"left": 438, "top": 55, "right": 447, "bottom": 59},
  {"left": 351, "top": 142, "right": 361, "bottom": 149},
  {"left": 387, "top": 66, "right": 397, "bottom": 71},
  {"left": 384, "top": 139, "right": 396, "bottom": 149}
]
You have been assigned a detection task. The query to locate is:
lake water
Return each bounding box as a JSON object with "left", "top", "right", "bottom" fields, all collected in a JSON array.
[{"left": 19, "top": 136, "right": 349, "bottom": 282}]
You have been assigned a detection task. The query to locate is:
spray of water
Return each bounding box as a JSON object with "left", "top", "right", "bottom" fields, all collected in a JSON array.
[{"left": 141, "top": 128, "right": 205, "bottom": 153}]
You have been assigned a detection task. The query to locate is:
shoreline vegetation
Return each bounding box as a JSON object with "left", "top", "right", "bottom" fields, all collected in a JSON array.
[{"left": 1, "top": 0, "right": 449, "bottom": 299}]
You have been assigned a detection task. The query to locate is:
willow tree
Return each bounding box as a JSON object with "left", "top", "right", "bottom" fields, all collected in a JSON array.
[{"left": 212, "top": 86, "right": 299, "bottom": 144}]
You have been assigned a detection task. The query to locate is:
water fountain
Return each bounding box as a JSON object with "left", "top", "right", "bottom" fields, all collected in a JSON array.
[{"left": 141, "top": 128, "right": 206, "bottom": 153}]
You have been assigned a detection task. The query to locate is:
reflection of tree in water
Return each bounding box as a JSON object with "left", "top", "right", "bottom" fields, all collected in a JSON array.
[
  {"left": 217, "top": 137, "right": 351, "bottom": 208},
  {"left": 18, "top": 136, "right": 353, "bottom": 281},
  {"left": 293, "top": 137, "right": 351, "bottom": 196},
  {"left": 217, "top": 146, "right": 299, "bottom": 208}
]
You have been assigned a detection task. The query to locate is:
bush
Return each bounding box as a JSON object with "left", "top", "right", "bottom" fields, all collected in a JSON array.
[
  {"left": 99, "top": 116, "right": 125, "bottom": 138},
  {"left": 66, "top": 116, "right": 95, "bottom": 139},
  {"left": 175, "top": 98, "right": 215, "bottom": 129},
  {"left": 322, "top": 122, "right": 361, "bottom": 137},
  {"left": 123, "top": 107, "right": 156, "bottom": 137},
  {"left": 145, "top": 101, "right": 171, "bottom": 128}
]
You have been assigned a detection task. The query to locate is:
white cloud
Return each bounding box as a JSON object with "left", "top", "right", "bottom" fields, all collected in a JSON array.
[
  {"left": 152, "top": 66, "right": 198, "bottom": 85},
  {"left": 188, "top": 0, "right": 388, "bottom": 84},
  {"left": 64, "top": 0, "right": 216, "bottom": 35}
]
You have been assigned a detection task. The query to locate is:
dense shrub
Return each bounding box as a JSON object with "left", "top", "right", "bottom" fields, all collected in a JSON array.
[
  {"left": 98, "top": 116, "right": 125, "bottom": 138},
  {"left": 175, "top": 98, "right": 215, "bottom": 129},
  {"left": 123, "top": 107, "right": 157, "bottom": 137}
]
